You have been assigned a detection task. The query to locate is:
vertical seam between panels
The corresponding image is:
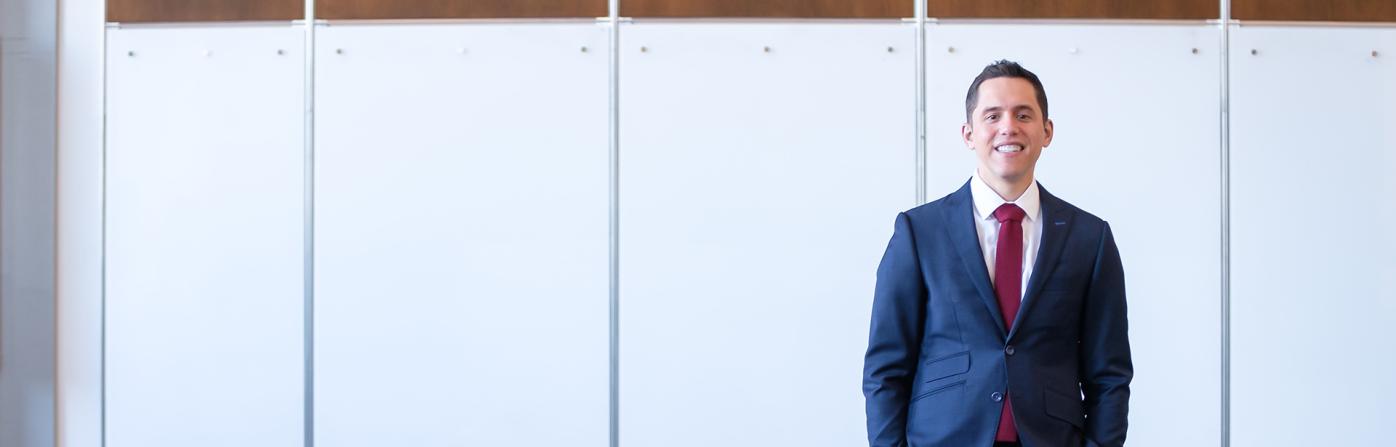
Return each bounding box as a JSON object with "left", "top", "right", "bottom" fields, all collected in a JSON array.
[
  {"left": 916, "top": 0, "right": 927, "bottom": 205},
  {"left": 608, "top": 1, "right": 621, "bottom": 446},
  {"left": 1219, "top": 1, "right": 1232, "bottom": 446},
  {"left": 100, "top": 19, "right": 110, "bottom": 447},
  {"left": 302, "top": 1, "right": 317, "bottom": 445}
]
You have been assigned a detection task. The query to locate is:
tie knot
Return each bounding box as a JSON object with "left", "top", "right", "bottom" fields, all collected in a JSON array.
[{"left": 993, "top": 203, "right": 1026, "bottom": 223}]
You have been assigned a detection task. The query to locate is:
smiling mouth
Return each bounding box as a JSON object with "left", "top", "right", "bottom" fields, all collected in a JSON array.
[{"left": 995, "top": 144, "right": 1023, "bottom": 153}]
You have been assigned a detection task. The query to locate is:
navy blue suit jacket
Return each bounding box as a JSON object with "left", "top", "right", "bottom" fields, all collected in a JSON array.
[{"left": 863, "top": 181, "right": 1132, "bottom": 447}]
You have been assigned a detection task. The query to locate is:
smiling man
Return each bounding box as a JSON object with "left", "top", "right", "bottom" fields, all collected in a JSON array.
[{"left": 863, "top": 60, "right": 1132, "bottom": 447}]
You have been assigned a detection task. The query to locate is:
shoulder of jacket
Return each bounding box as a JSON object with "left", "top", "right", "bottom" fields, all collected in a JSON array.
[
  {"left": 1049, "top": 195, "right": 1109, "bottom": 232},
  {"left": 901, "top": 197, "right": 948, "bottom": 223}
]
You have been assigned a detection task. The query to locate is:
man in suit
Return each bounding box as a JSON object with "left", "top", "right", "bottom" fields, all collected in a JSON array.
[{"left": 863, "top": 60, "right": 1132, "bottom": 447}]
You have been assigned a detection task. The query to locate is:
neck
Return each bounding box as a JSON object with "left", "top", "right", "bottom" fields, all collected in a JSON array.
[{"left": 978, "top": 168, "right": 1033, "bottom": 201}]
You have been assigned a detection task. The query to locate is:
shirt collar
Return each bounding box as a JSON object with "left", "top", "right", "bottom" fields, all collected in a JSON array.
[{"left": 970, "top": 171, "right": 1041, "bottom": 222}]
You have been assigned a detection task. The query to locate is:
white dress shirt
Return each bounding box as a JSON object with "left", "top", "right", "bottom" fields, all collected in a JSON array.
[{"left": 969, "top": 171, "right": 1043, "bottom": 301}]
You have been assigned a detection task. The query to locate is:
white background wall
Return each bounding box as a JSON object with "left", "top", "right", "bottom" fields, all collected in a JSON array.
[
  {"left": 41, "top": 7, "right": 1396, "bottom": 447},
  {"left": 103, "top": 25, "right": 306, "bottom": 447},
  {"left": 312, "top": 23, "right": 610, "bottom": 446},
  {"left": 618, "top": 22, "right": 914, "bottom": 446},
  {"left": 1228, "top": 25, "right": 1396, "bottom": 447},
  {"left": 55, "top": 0, "right": 106, "bottom": 443}
]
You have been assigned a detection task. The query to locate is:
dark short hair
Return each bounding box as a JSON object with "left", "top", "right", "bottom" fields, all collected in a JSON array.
[{"left": 964, "top": 60, "right": 1049, "bottom": 123}]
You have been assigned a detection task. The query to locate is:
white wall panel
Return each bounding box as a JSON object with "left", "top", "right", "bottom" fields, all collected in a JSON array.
[
  {"left": 926, "top": 24, "right": 1222, "bottom": 446},
  {"left": 104, "top": 26, "right": 305, "bottom": 447},
  {"left": 1229, "top": 25, "right": 1396, "bottom": 447},
  {"left": 618, "top": 23, "right": 915, "bottom": 446},
  {"left": 313, "top": 23, "right": 609, "bottom": 446},
  {"left": 56, "top": 0, "right": 107, "bottom": 443}
]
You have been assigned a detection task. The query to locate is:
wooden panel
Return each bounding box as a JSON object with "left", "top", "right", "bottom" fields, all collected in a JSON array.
[
  {"left": 108, "top": 0, "right": 303, "bottom": 22},
  {"left": 318, "top": 0, "right": 607, "bottom": 20},
  {"left": 621, "top": 0, "right": 911, "bottom": 18},
  {"left": 927, "top": 0, "right": 1217, "bottom": 20},
  {"left": 1234, "top": 0, "right": 1396, "bottom": 22}
]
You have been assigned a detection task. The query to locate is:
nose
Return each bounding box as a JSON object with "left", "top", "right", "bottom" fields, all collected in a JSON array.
[{"left": 996, "top": 121, "right": 1019, "bottom": 137}]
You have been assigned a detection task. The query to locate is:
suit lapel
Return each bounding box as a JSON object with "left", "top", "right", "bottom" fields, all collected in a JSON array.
[
  {"left": 941, "top": 181, "right": 1007, "bottom": 338},
  {"left": 1008, "top": 185, "right": 1074, "bottom": 340}
]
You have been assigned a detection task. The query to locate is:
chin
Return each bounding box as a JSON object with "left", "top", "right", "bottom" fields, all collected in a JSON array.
[{"left": 992, "top": 170, "right": 1028, "bottom": 183}]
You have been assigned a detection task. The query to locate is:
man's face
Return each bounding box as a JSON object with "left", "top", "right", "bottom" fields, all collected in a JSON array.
[{"left": 961, "top": 77, "right": 1054, "bottom": 190}]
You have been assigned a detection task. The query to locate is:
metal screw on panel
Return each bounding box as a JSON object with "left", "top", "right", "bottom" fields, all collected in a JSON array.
[
  {"left": 580, "top": 46, "right": 588, "bottom": 53},
  {"left": 336, "top": 48, "right": 344, "bottom": 55},
  {"left": 277, "top": 49, "right": 285, "bottom": 55},
  {"left": 127, "top": 50, "right": 135, "bottom": 57},
  {"left": 1373, "top": 50, "right": 1380, "bottom": 58},
  {"left": 640, "top": 46, "right": 647, "bottom": 53},
  {"left": 763, "top": 46, "right": 771, "bottom": 53},
  {"left": 1250, "top": 49, "right": 1257, "bottom": 55},
  {"left": 947, "top": 46, "right": 955, "bottom": 53},
  {"left": 886, "top": 46, "right": 895, "bottom": 53},
  {"left": 1191, "top": 48, "right": 1199, "bottom": 55}
]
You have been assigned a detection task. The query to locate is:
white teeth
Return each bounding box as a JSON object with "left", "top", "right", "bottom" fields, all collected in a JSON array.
[{"left": 995, "top": 144, "right": 1023, "bottom": 153}]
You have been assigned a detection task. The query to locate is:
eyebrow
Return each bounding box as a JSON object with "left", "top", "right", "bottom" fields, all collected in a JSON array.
[{"left": 980, "top": 105, "right": 1038, "bottom": 116}]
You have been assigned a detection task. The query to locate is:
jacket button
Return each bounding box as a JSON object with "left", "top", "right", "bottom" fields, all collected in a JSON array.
[
  {"left": 1005, "top": 345, "right": 1016, "bottom": 356},
  {"left": 990, "top": 392, "right": 1003, "bottom": 402}
]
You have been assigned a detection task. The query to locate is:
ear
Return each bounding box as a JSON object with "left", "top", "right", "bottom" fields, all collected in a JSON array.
[
  {"left": 961, "top": 123, "right": 974, "bottom": 149},
  {"left": 1042, "top": 118, "right": 1054, "bottom": 148}
]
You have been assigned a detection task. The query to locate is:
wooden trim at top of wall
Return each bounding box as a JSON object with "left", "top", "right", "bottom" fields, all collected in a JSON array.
[
  {"left": 107, "top": 0, "right": 304, "bottom": 23},
  {"left": 620, "top": 0, "right": 912, "bottom": 19},
  {"left": 926, "top": 0, "right": 1219, "bottom": 20},
  {"left": 1232, "top": 0, "right": 1396, "bottom": 22},
  {"left": 100, "top": 0, "right": 1396, "bottom": 25},
  {"left": 317, "top": 0, "right": 608, "bottom": 20}
]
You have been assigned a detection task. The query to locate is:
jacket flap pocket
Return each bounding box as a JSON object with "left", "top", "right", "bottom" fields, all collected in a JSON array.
[
  {"left": 920, "top": 351, "right": 970, "bottom": 382},
  {"left": 1043, "top": 388, "right": 1085, "bottom": 428}
]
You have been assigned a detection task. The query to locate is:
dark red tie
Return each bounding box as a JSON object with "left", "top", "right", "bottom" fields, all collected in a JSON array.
[{"left": 992, "top": 203, "right": 1026, "bottom": 442}]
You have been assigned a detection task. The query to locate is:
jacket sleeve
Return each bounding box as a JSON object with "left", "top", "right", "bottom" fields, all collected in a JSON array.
[
  {"left": 863, "top": 212, "right": 928, "bottom": 447},
  {"left": 1079, "top": 222, "right": 1133, "bottom": 447}
]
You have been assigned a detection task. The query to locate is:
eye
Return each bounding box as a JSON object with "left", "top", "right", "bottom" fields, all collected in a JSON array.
[
  {"left": 985, "top": 114, "right": 999, "bottom": 121},
  {"left": 1017, "top": 113, "right": 1031, "bottom": 120}
]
